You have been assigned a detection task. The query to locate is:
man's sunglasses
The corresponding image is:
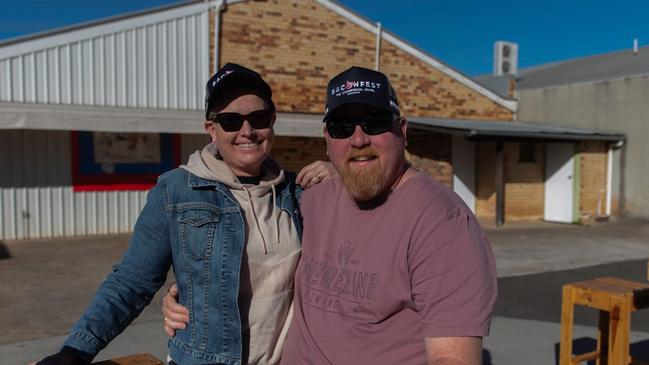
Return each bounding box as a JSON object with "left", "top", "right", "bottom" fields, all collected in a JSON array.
[
  {"left": 207, "top": 109, "right": 274, "bottom": 132},
  {"left": 325, "top": 114, "right": 398, "bottom": 139}
]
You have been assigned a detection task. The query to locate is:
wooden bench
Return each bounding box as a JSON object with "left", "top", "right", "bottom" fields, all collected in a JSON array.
[
  {"left": 93, "top": 353, "right": 164, "bottom": 365},
  {"left": 559, "top": 276, "right": 649, "bottom": 365}
]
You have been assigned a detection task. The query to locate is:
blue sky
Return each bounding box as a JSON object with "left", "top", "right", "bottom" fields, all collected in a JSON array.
[{"left": 1, "top": 0, "right": 647, "bottom": 76}]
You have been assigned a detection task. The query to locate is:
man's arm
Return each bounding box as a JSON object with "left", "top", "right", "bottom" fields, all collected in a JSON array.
[
  {"left": 162, "top": 282, "right": 189, "bottom": 336},
  {"left": 408, "top": 203, "right": 496, "bottom": 365},
  {"left": 424, "top": 337, "right": 482, "bottom": 365}
]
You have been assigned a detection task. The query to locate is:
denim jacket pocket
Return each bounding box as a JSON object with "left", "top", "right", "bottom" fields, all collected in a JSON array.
[{"left": 177, "top": 207, "right": 220, "bottom": 260}]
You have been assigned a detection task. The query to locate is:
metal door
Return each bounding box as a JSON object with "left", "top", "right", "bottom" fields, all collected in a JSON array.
[{"left": 544, "top": 143, "right": 575, "bottom": 223}]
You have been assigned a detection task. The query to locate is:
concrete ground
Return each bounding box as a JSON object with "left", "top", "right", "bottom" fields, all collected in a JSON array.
[
  {"left": 1, "top": 218, "right": 649, "bottom": 364},
  {"left": 485, "top": 217, "right": 649, "bottom": 277}
]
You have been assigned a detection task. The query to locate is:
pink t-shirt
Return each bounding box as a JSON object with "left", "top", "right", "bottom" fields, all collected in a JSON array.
[{"left": 281, "top": 172, "right": 497, "bottom": 364}]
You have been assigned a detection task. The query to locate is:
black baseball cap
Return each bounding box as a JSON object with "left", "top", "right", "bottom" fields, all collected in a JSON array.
[
  {"left": 204, "top": 63, "right": 273, "bottom": 119},
  {"left": 323, "top": 66, "right": 400, "bottom": 121}
]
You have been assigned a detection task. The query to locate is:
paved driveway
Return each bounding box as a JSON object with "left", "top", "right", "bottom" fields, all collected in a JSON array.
[
  {"left": 485, "top": 218, "right": 649, "bottom": 277},
  {"left": 1, "top": 218, "right": 648, "bottom": 364}
]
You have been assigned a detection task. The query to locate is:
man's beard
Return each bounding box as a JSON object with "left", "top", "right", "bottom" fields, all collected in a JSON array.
[{"left": 339, "top": 147, "right": 389, "bottom": 203}]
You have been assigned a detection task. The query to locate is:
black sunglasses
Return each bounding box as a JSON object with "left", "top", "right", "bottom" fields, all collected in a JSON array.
[
  {"left": 325, "top": 114, "right": 398, "bottom": 139},
  {"left": 208, "top": 109, "right": 274, "bottom": 132}
]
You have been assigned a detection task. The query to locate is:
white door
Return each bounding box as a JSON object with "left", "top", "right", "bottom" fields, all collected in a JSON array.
[
  {"left": 452, "top": 136, "right": 476, "bottom": 213},
  {"left": 544, "top": 143, "right": 575, "bottom": 223}
]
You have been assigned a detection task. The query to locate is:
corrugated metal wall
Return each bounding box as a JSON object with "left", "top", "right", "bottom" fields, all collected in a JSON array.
[
  {"left": 0, "top": 130, "right": 146, "bottom": 240},
  {"left": 0, "top": 5, "right": 209, "bottom": 110},
  {"left": 0, "top": 3, "right": 214, "bottom": 240},
  {"left": 0, "top": 130, "right": 209, "bottom": 240}
]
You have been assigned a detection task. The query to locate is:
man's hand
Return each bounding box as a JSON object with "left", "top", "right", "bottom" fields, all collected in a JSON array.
[
  {"left": 424, "top": 337, "right": 482, "bottom": 365},
  {"left": 162, "top": 283, "right": 190, "bottom": 337},
  {"left": 296, "top": 161, "right": 336, "bottom": 188}
]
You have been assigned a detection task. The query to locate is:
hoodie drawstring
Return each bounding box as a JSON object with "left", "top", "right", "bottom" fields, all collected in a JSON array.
[
  {"left": 271, "top": 185, "right": 279, "bottom": 246},
  {"left": 243, "top": 184, "right": 280, "bottom": 255},
  {"left": 244, "top": 186, "right": 269, "bottom": 255}
]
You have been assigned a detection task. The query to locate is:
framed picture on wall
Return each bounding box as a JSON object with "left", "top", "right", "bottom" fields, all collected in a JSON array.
[{"left": 71, "top": 131, "right": 181, "bottom": 191}]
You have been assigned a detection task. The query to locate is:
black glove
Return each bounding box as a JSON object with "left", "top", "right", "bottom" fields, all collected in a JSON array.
[{"left": 37, "top": 346, "right": 93, "bottom": 365}]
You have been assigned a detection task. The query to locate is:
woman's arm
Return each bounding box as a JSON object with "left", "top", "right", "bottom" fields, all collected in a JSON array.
[{"left": 33, "top": 180, "right": 173, "bottom": 364}]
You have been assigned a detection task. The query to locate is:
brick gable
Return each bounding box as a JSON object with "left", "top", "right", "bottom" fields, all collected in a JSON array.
[{"left": 216, "top": 0, "right": 514, "bottom": 120}]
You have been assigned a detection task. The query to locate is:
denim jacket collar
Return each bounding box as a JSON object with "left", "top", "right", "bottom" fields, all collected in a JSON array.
[
  {"left": 188, "top": 173, "right": 221, "bottom": 188},
  {"left": 187, "top": 171, "right": 296, "bottom": 211}
]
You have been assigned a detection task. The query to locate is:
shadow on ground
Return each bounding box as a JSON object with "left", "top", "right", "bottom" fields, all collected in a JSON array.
[
  {"left": 0, "top": 241, "right": 10, "bottom": 260},
  {"left": 494, "top": 259, "right": 649, "bottom": 332},
  {"left": 482, "top": 349, "right": 493, "bottom": 365},
  {"left": 553, "top": 337, "right": 649, "bottom": 364}
]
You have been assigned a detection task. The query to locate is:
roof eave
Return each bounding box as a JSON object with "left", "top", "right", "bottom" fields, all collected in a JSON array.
[{"left": 408, "top": 121, "right": 626, "bottom": 142}]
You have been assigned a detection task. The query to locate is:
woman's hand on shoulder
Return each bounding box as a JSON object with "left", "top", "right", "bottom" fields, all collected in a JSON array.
[{"left": 296, "top": 161, "right": 336, "bottom": 188}]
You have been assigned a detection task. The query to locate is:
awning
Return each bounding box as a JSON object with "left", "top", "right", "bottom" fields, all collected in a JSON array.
[
  {"left": 0, "top": 102, "right": 325, "bottom": 137},
  {"left": 408, "top": 117, "right": 626, "bottom": 142},
  {"left": 1, "top": 102, "right": 625, "bottom": 142}
]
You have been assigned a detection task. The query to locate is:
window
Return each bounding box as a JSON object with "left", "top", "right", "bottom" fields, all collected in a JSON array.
[{"left": 519, "top": 142, "right": 536, "bottom": 163}]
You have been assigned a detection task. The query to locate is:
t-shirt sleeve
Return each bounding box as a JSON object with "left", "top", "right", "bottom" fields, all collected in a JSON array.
[
  {"left": 299, "top": 185, "right": 314, "bottom": 212},
  {"left": 408, "top": 205, "right": 498, "bottom": 338}
]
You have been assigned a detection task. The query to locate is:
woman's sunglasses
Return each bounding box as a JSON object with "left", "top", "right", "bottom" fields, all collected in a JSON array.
[
  {"left": 325, "top": 114, "right": 398, "bottom": 139},
  {"left": 207, "top": 109, "right": 274, "bottom": 132}
]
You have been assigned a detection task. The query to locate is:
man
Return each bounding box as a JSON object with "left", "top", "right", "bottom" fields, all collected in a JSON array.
[
  {"left": 279, "top": 66, "right": 497, "bottom": 364},
  {"left": 165, "top": 66, "right": 497, "bottom": 364}
]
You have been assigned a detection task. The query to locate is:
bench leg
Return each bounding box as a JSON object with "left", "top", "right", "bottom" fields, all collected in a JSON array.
[
  {"left": 608, "top": 295, "right": 632, "bottom": 365},
  {"left": 597, "top": 310, "right": 609, "bottom": 365},
  {"left": 560, "top": 285, "right": 576, "bottom": 365}
]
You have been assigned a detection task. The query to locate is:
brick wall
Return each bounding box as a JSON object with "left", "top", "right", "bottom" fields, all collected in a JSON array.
[
  {"left": 271, "top": 136, "right": 328, "bottom": 173},
  {"left": 217, "top": 0, "right": 513, "bottom": 120},
  {"left": 579, "top": 141, "right": 608, "bottom": 218},
  {"left": 213, "top": 0, "right": 514, "bottom": 191},
  {"left": 504, "top": 142, "right": 545, "bottom": 221},
  {"left": 379, "top": 43, "right": 513, "bottom": 120},
  {"left": 405, "top": 131, "right": 452, "bottom": 187},
  {"left": 207, "top": 0, "right": 527, "bottom": 220},
  {"left": 475, "top": 142, "right": 545, "bottom": 221},
  {"left": 219, "top": 1, "right": 361, "bottom": 113},
  {"left": 476, "top": 141, "right": 610, "bottom": 223}
]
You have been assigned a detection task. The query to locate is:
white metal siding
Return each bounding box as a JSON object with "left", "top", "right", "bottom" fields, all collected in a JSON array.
[
  {"left": 0, "top": 6, "right": 209, "bottom": 111},
  {"left": 0, "top": 2, "right": 224, "bottom": 240},
  {"left": 0, "top": 130, "right": 147, "bottom": 240}
]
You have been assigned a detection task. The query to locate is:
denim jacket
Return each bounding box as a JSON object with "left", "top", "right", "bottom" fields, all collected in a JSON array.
[{"left": 63, "top": 168, "right": 303, "bottom": 365}]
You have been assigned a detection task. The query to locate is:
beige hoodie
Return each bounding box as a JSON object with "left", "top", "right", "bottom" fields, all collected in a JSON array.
[{"left": 181, "top": 144, "right": 301, "bottom": 365}]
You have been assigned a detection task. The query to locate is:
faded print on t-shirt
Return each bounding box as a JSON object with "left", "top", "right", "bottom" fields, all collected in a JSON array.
[{"left": 281, "top": 172, "right": 497, "bottom": 365}]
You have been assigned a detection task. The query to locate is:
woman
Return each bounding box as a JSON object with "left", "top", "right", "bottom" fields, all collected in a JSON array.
[{"left": 34, "top": 63, "right": 332, "bottom": 365}]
